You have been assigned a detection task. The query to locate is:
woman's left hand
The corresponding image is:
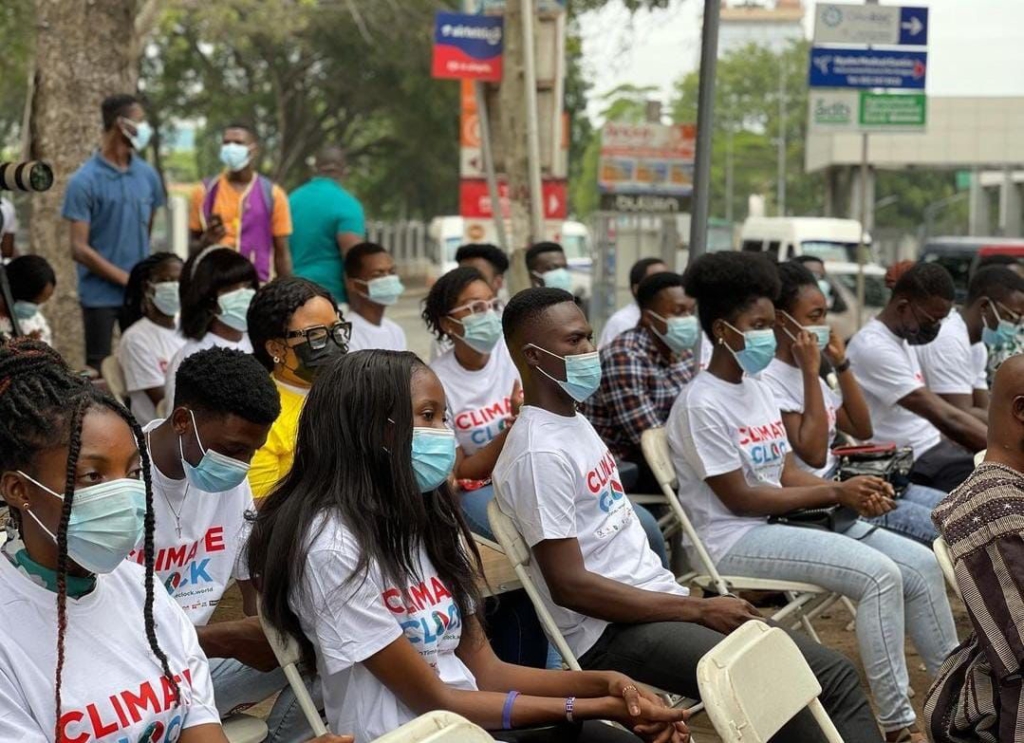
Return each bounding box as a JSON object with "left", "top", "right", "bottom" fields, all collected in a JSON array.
[{"left": 605, "top": 673, "right": 664, "bottom": 718}]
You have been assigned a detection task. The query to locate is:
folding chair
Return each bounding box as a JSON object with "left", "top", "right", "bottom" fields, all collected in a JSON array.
[
  {"left": 371, "top": 711, "right": 495, "bottom": 742},
  {"left": 100, "top": 355, "right": 128, "bottom": 403},
  {"left": 697, "top": 620, "right": 844, "bottom": 743},
  {"left": 640, "top": 427, "right": 851, "bottom": 642},
  {"left": 933, "top": 536, "right": 961, "bottom": 600},
  {"left": 974, "top": 449, "right": 987, "bottom": 468},
  {"left": 221, "top": 714, "right": 269, "bottom": 743},
  {"left": 257, "top": 603, "right": 329, "bottom": 736}
]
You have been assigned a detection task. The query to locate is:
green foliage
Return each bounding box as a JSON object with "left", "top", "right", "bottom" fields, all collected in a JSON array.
[{"left": 0, "top": 0, "right": 33, "bottom": 150}]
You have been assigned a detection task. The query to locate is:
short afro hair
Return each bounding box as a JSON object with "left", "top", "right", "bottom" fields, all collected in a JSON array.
[
  {"left": 525, "top": 241, "right": 564, "bottom": 271},
  {"left": 683, "top": 253, "right": 781, "bottom": 337},
  {"left": 455, "top": 244, "right": 509, "bottom": 275},
  {"left": 977, "top": 254, "right": 1022, "bottom": 271},
  {"left": 173, "top": 347, "right": 280, "bottom": 426},
  {"left": 967, "top": 265, "right": 1024, "bottom": 306},
  {"left": 101, "top": 94, "right": 139, "bottom": 131},
  {"left": 892, "top": 262, "right": 955, "bottom": 303},
  {"left": 422, "top": 266, "right": 488, "bottom": 342},
  {"left": 501, "top": 287, "right": 575, "bottom": 344},
  {"left": 6, "top": 255, "right": 56, "bottom": 302},
  {"left": 224, "top": 121, "right": 258, "bottom": 141},
  {"left": 629, "top": 257, "right": 668, "bottom": 289},
  {"left": 248, "top": 277, "right": 338, "bottom": 371},
  {"left": 344, "top": 242, "right": 389, "bottom": 278},
  {"left": 636, "top": 272, "right": 683, "bottom": 312},
  {"left": 776, "top": 261, "right": 820, "bottom": 314}
]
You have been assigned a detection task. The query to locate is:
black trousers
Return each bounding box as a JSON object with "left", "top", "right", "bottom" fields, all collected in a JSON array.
[
  {"left": 910, "top": 439, "right": 975, "bottom": 494},
  {"left": 579, "top": 620, "right": 883, "bottom": 743},
  {"left": 82, "top": 305, "right": 120, "bottom": 372}
]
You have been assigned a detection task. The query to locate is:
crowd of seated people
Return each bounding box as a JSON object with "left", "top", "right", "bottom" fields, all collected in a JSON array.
[{"left": 7, "top": 232, "right": 1024, "bottom": 743}]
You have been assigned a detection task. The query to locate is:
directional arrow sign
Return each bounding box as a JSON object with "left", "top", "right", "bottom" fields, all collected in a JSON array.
[
  {"left": 814, "top": 4, "right": 928, "bottom": 47},
  {"left": 459, "top": 179, "right": 567, "bottom": 220},
  {"left": 809, "top": 47, "right": 927, "bottom": 90}
]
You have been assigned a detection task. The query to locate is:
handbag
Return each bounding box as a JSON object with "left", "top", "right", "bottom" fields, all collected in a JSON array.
[
  {"left": 768, "top": 504, "right": 859, "bottom": 533},
  {"left": 833, "top": 443, "right": 914, "bottom": 496}
]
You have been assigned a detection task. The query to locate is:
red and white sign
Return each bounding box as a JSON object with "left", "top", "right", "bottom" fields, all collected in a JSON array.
[
  {"left": 460, "top": 179, "right": 567, "bottom": 220},
  {"left": 600, "top": 122, "right": 696, "bottom": 159}
]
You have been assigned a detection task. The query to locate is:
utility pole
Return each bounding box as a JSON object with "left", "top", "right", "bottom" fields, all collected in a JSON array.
[
  {"left": 688, "top": 0, "right": 721, "bottom": 261},
  {"left": 855, "top": 0, "right": 879, "bottom": 327},
  {"left": 777, "top": 55, "right": 787, "bottom": 216}
]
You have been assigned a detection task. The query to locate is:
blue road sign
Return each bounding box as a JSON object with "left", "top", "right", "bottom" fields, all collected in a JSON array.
[
  {"left": 898, "top": 7, "right": 928, "bottom": 46},
  {"left": 809, "top": 47, "right": 927, "bottom": 90}
]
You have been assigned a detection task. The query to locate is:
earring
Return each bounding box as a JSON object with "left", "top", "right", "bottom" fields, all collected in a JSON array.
[{"left": 273, "top": 356, "right": 281, "bottom": 364}]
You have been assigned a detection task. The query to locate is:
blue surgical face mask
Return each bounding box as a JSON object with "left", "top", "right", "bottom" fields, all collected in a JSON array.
[
  {"left": 19, "top": 472, "right": 146, "bottom": 575},
  {"left": 648, "top": 311, "right": 700, "bottom": 354},
  {"left": 219, "top": 142, "right": 252, "bottom": 172},
  {"left": 982, "top": 299, "right": 1019, "bottom": 349},
  {"left": 722, "top": 323, "right": 777, "bottom": 376},
  {"left": 121, "top": 118, "right": 153, "bottom": 151},
  {"left": 216, "top": 287, "right": 256, "bottom": 332},
  {"left": 12, "top": 301, "right": 40, "bottom": 320},
  {"left": 451, "top": 310, "right": 502, "bottom": 354},
  {"left": 411, "top": 427, "right": 457, "bottom": 493},
  {"left": 151, "top": 281, "right": 180, "bottom": 317},
  {"left": 526, "top": 343, "right": 602, "bottom": 403},
  {"left": 780, "top": 311, "right": 830, "bottom": 352},
  {"left": 357, "top": 275, "right": 405, "bottom": 306},
  {"left": 533, "top": 267, "right": 573, "bottom": 293},
  {"left": 180, "top": 410, "right": 251, "bottom": 492}
]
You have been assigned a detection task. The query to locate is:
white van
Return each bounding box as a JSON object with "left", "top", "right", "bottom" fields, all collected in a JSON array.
[{"left": 740, "top": 217, "right": 872, "bottom": 264}]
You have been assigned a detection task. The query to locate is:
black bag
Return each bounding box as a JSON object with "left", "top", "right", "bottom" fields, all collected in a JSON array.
[
  {"left": 833, "top": 443, "right": 914, "bottom": 496},
  {"left": 768, "top": 504, "right": 859, "bottom": 533}
]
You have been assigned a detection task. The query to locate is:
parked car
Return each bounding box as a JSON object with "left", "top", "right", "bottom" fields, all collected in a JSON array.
[
  {"left": 823, "top": 261, "right": 890, "bottom": 340},
  {"left": 920, "top": 236, "right": 1024, "bottom": 303},
  {"left": 740, "top": 217, "right": 873, "bottom": 264}
]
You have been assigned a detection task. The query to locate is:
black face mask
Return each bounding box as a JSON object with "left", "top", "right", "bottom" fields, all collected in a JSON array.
[
  {"left": 291, "top": 339, "right": 346, "bottom": 383},
  {"left": 905, "top": 322, "right": 941, "bottom": 346}
]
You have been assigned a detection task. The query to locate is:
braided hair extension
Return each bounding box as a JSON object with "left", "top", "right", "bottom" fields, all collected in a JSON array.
[{"left": 0, "top": 339, "right": 178, "bottom": 737}]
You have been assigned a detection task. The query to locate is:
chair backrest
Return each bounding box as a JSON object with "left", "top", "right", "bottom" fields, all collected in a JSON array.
[
  {"left": 257, "top": 602, "right": 328, "bottom": 735},
  {"left": 370, "top": 711, "right": 495, "bottom": 742},
  {"left": 222, "top": 713, "right": 269, "bottom": 743},
  {"left": 933, "top": 536, "right": 962, "bottom": 600},
  {"left": 640, "top": 427, "right": 730, "bottom": 596},
  {"left": 974, "top": 449, "right": 987, "bottom": 468},
  {"left": 156, "top": 396, "right": 169, "bottom": 420},
  {"left": 697, "top": 620, "right": 843, "bottom": 743},
  {"left": 101, "top": 355, "right": 128, "bottom": 402},
  {"left": 486, "top": 495, "right": 582, "bottom": 671}
]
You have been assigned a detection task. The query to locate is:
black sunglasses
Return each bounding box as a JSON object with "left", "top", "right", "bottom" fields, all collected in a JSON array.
[{"left": 286, "top": 321, "right": 352, "bottom": 350}]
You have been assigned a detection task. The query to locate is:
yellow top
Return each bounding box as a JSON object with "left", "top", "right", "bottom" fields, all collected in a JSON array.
[{"left": 249, "top": 380, "right": 307, "bottom": 502}]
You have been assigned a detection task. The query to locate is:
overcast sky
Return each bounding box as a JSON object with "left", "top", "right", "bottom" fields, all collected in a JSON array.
[{"left": 578, "top": 0, "right": 1024, "bottom": 122}]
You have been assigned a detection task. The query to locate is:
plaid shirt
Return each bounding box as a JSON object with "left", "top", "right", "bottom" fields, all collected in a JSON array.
[{"left": 581, "top": 326, "right": 696, "bottom": 461}]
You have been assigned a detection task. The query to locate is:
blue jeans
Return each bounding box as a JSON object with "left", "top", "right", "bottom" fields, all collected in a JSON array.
[
  {"left": 717, "top": 521, "right": 958, "bottom": 733},
  {"left": 209, "top": 657, "right": 323, "bottom": 743},
  {"left": 865, "top": 483, "right": 945, "bottom": 545}
]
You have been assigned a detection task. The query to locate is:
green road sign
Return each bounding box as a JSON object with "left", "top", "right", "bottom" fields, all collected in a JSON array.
[{"left": 859, "top": 92, "right": 927, "bottom": 128}]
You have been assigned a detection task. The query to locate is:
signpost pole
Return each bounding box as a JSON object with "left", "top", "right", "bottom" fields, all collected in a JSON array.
[
  {"left": 855, "top": 0, "right": 879, "bottom": 329},
  {"left": 520, "top": 0, "right": 545, "bottom": 242},
  {"left": 474, "top": 81, "right": 510, "bottom": 253},
  {"left": 688, "top": 0, "right": 720, "bottom": 262}
]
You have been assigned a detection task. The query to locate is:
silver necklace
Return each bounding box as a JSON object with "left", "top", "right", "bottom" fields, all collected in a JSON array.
[{"left": 148, "top": 431, "right": 190, "bottom": 539}]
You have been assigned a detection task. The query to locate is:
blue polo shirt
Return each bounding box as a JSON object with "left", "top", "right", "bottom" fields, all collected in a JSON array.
[
  {"left": 288, "top": 176, "right": 365, "bottom": 303},
  {"left": 62, "top": 152, "right": 166, "bottom": 308}
]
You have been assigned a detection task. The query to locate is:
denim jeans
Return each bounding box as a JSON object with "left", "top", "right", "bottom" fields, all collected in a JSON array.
[
  {"left": 865, "top": 484, "right": 945, "bottom": 545},
  {"left": 209, "top": 657, "right": 323, "bottom": 743},
  {"left": 716, "top": 521, "right": 959, "bottom": 733}
]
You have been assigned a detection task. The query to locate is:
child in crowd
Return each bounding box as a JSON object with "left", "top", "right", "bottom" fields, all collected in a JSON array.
[{"left": 0, "top": 254, "right": 57, "bottom": 345}]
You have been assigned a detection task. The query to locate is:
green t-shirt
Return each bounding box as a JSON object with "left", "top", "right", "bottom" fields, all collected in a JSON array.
[{"left": 288, "top": 176, "right": 366, "bottom": 303}]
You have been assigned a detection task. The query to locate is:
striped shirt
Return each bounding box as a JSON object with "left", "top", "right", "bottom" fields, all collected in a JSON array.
[{"left": 925, "top": 462, "right": 1024, "bottom": 742}]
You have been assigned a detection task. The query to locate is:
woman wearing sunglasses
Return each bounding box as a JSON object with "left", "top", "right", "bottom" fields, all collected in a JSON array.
[{"left": 247, "top": 277, "right": 350, "bottom": 502}]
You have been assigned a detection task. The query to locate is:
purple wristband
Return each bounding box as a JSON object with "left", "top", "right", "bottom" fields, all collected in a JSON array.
[{"left": 503, "top": 690, "right": 520, "bottom": 730}]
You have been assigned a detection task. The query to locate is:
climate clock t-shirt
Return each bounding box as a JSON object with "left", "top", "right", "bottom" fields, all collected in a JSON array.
[
  {"left": 0, "top": 556, "right": 218, "bottom": 741},
  {"left": 292, "top": 513, "right": 477, "bottom": 742},
  {"left": 667, "top": 372, "right": 790, "bottom": 565}
]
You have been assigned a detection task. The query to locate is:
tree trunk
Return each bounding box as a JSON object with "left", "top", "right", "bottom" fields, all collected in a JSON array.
[
  {"left": 498, "top": 0, "right": 535, "bottom": 294},
  {"left": 28, "top": 0, "right": 139, "bottom": 367}
]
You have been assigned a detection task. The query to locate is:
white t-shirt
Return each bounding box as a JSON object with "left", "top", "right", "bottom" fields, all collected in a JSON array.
[
  {"left": 915, "top": 310, "right": 989, "bottom": 395},
  {"left": 761, "top": 358, "right": 843, "bottom": 479},
  {"left": 0, "top": 312, "right": 52, "bottom": 346},
  {"left": 292, "top": 513, "right": 477, "bottom": 742},
  {"left": 598, "top": 303, "right": 641, "bottom": 349},
  {"left": 493, "top": 406, "right": 686, "bottom": 658},
  {"left": 164, "top": 332, "right": 253, "bottom": 407},
  {"left": 847, "top": 319, "right": 941, "bottom": 457},
  {"left": 0, "top": 556, "right": 219, "bottom": 742},
  {"left": 129, "top": 420, "right": 254, "bottom": 626},
  {"left": 347, "top": 311, "right": 407, "bottom": 352},
  {"left": 0, "top": 198, "right": 17, "bottom": 238},
  {"left": 118, "top": 318, "right": 186, "bottom": 425},
  {"left": 667, "top": 373, "right": 787, "bottom": 565},
  {"left": 699, "top": 332, "right": 714, "bottom": 371},
  {"left": 430, "top": 342, "right": 521, "bottom": 456}
]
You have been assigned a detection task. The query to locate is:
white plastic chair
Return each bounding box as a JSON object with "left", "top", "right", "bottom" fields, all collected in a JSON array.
[
  {"left": 156, "top": 396, "right": 170, "bottom": 420},
  {"left": 974, "top": 449, "right": 987, "bottom": 468},
  {"left": 222, "top": 714, "right": 269, "bottom": 743},
  {"left": 640, "top": 428, "right": 849, "bottom": 641},
  {"left": 933, "top": 536, "right": 962, "bottom": 600},
  {"left": 100, "top": 355, "right": 128, "bottom": 403},
  {"left": 697, "top": 620, "right": 844, "bottom": 743},
  {"left": 257, "top": 603, "right": 329, "bottom": 736},
  {"left": 371, "top": 711, "right": 495, "bottom": 742}
]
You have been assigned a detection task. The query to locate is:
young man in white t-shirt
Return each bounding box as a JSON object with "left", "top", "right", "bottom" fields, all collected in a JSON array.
[
  {"left": 847, "top": 262, "right": 987, "bottom": 493},
  {"left": 916, "top": 265, "right": 1024, "bottom": 424},
  {"left": 343, "top": 242, "right": 407, "bottom": 352},
  {"left": 597, "top": 257, "right": 667, "bottom": 349},
  {"left": 135, "top": 347, "right": 323, "bottom": 743},
  {"left": 492, "top": 287, "right": 882, "bottom": 742}
]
